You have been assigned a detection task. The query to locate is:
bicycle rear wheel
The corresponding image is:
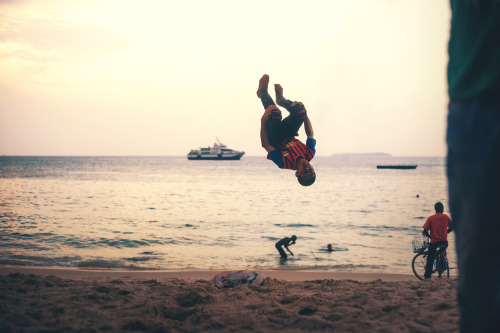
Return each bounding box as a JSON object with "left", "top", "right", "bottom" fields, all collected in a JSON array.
[
  {"left": 436, "top": 253, "right": 450, "bottom": 278},
  {"left": 412, "top": 252, "right": 427, "bottom": 280}
]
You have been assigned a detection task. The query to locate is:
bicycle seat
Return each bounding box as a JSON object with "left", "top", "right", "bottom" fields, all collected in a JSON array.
[{"left": 436, "top": 245, "right": 448, "bottom": 254}]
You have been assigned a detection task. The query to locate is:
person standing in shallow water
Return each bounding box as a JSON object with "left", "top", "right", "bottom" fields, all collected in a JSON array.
[
  {"left": 257, "top": 74, "right": 316, "bottom": 186},
  {"left": 275, "top": 235, "right": 297, "bottom": 260}
]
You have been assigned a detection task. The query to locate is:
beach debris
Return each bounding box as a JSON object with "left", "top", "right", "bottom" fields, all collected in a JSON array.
[{"left": 212, "top": 270, "right": 265, "bottom": 288}]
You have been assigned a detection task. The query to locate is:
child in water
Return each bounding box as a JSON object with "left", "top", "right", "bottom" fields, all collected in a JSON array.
[{"left": 275, "top": 235, "right": 297, "bottom": 259}]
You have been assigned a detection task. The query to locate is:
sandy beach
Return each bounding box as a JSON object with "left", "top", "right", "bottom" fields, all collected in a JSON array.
[{"left": 0, "top": 267, "right": 459, "bottom": 332}]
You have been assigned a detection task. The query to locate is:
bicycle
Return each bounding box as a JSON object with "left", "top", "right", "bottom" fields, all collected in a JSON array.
[{"left": 411, "top": 237, "right": 450, "bottom": 280}]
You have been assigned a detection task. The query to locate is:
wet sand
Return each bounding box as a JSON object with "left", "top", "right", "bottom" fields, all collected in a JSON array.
[{"left": 0, "top": 267, "right": 459, "bottom": 332}]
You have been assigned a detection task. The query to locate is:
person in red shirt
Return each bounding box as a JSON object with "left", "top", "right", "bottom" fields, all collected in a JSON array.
[
  {"left": 257, "top": 74, "right": 316, "bottom": 186},
  {"left": 422, "top": 202, "right": 453, "bottom": 279}
]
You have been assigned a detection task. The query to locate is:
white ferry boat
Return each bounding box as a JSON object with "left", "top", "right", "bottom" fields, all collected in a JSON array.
[{"left": 187, "top": 139, "right": 245, "bottom": 160}]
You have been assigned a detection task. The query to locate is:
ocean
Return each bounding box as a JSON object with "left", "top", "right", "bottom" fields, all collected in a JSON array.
[{"left": 0, "top": 155, "right": 453, "bottom": 275}]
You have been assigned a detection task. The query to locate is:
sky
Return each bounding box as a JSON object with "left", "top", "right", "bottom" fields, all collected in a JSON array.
[{"left": 0, "top": 0, "right": 451, "bottom": 157}]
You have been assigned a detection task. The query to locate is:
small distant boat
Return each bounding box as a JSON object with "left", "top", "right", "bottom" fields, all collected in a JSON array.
[
  {"left": 377, "top": 165, "right": 417, "bottom": 170},
  {"left": 187, "top": 138, "right": 245, "bottom": 160}
]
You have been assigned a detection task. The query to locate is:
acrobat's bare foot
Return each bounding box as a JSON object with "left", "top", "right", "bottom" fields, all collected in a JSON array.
[
  {"left": 257, "top": 74, "right": 269, "bottom": 98},
  {"left": 274, "top": 84, "right": 286, "bottom": 106}
]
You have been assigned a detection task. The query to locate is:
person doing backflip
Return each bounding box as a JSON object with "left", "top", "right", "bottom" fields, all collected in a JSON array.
[
  {"left": 422, "top": 202, "right": 453, "bottom": 279},
  {"left": 275, "top": 235, "right": 297, "bottom": 260},
  {"left": 257, "top": 74, "right": 316, "bottom": 186}
]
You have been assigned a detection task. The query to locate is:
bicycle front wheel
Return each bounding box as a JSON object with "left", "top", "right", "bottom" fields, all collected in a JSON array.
[{"left": 412, "top": 252, "right": 427, "bottom": 280}]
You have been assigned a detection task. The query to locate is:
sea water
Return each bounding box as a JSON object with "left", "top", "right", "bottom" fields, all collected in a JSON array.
[{"left": 0, "top": 155, "right": 453, "bottom": 275}]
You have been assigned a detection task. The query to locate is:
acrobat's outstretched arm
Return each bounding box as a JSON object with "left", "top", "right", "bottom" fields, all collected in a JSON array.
[
  {"left": 304, "top": 115, "right": 314, "bottom": 139},
  {"left": 260, "top": 109, "right": 275, "bottom": 153}
]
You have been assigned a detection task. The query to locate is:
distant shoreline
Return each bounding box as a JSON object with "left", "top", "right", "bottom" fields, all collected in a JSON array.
[
  {"left": 331, "top": 152, "right": 392, "bottom": 157},
  {"left": 1, "top": 154, "right": 446, "bottom": 158}
]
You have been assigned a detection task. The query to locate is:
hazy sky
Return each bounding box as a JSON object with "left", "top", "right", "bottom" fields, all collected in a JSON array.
[{"left": 0, "top": 0, "right": 450, "bottom": 156}]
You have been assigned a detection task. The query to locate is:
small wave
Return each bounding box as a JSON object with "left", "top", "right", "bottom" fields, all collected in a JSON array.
[
  {"left": 350, "top": 243, "right": 385, "bottom": 249},
  {"left": 0, "top": 254, "right": 82, "bottom": 267},
  {"left": 139, "top": 251, "right": 156, "bottom": 255},
  {"left": 10, "top": 232, "right": 36, "bottom": 239},
  {"left": 288, "top": 223, "right": 316, "bottom": 228},
  {"left": 62, "top": 237, "right": 178, "bottom": 249},
  {"left": 348, "top": 210, "right": 373, "bottom": 214},
  {"left": 76, "top": 260, "right": 156, "bottom": 270},
  {"left": 124, "top": 256, "right": 161, "bottom": 263},
  {"left": 261, "top": 236, "right": 280, "bottom": 241},
  {"left": 96, "top": 239, "right": 151, "bottom": 248},
  {"left": 260, "top": 263, "right": 389, "bottom": 272},
  {"left": 0, "top": 241, "right": 51, "bottom": 251},
  {"left": 358, "top": 232, "right": 380, "bottom": 237},
  {"left": 328, "top": 263, "right": 388, "bottom": 270},
  {"left": 358, "top": 225, "right": 417, "bottom": 233},
  {"left": 0, "top": 253, "right": 161, "bottom": 270},
  {"left": 274, "top": 223, "right": 316, "bottom": 228}
]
